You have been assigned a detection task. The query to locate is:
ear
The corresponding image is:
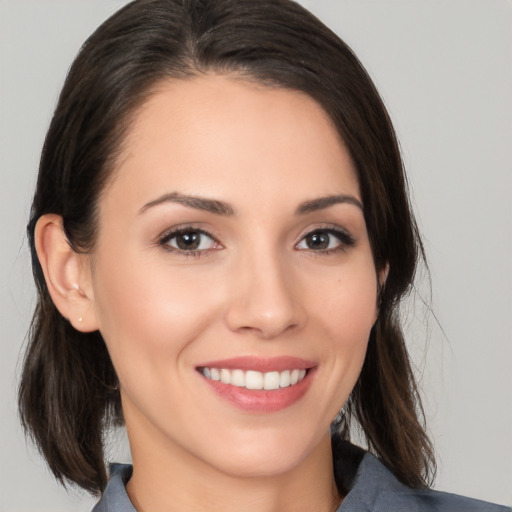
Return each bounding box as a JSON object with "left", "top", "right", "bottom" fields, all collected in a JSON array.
[
  {"left": 378, "top": 263, "right": 390, "bottom": 293},
  {"left": 34, "top": 214, "right": 98, "bottom": 332},
  {"left": 374, "top": 263, "right": 390, "bottom": 321}
]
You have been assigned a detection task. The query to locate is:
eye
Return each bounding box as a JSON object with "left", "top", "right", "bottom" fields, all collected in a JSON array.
[
  {"left": 295, "top": 228, "right": 354, "bottom": 253},
  {"left": 160, "top": 228, "right": 220, "bottom": 254}
]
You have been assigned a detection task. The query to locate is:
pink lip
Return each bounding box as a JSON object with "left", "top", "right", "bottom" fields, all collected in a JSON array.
[
  {"left": 196, "top": 356, "right": 317, "bottom": 413},
  {"left": 197, "top": 355, "right": 316, "bottom": 372}
]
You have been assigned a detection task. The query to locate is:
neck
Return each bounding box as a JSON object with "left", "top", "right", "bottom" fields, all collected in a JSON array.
[{"left": 125, "top": 420, "right": 341, "bottom": 512}]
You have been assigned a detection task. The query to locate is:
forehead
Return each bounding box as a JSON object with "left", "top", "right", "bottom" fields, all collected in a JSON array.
[{"left": 104, "top": 74, "right": 360, "bottom": 213}]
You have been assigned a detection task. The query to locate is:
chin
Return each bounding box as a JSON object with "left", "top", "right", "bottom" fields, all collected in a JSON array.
[{"left": 196, "top": 426, "right": 329, "bottom": 479}]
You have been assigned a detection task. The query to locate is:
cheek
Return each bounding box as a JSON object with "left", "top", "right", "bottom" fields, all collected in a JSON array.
[
  {"left": 312, "top": 261, "right": 378, "bottom": 340},
  {"left": 309, "top": 259, "right": 378, "bottom": 389},
  {"left": 90, "top": 248, "right": 222, "bottom": 380}
]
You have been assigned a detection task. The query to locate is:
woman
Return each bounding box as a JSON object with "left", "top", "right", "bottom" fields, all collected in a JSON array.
[{"left": 18, "top": 1, "right": 509, "bottom": 511}]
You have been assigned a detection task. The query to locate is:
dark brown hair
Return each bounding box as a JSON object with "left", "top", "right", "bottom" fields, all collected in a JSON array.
[{"left": 19, "top": 0, "right": 435, "bottom": 496}]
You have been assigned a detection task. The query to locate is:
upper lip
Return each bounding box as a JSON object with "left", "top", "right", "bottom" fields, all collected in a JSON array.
[{"left": 196, "top": 356, "right": 316, "bottom": 373}]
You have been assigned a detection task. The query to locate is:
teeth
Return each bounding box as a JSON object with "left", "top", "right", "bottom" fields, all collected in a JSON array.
[
  {"left": 263, "top": 371, "right": 280, "bottom": 390},
  {"left": 201, "top": 367, "right": 308, "bottom": 390},
  {"left": 231, "top": 369, "right": 245, "bottom": 387},
  {"left": 220, "top": 369, "right": 231, "bottom": 384},
  {"left": 279, "top": 370, "right": 291, "bottom": 388},
  {"left": 245, "top": 370, "right": 263, "bottom": 390}
]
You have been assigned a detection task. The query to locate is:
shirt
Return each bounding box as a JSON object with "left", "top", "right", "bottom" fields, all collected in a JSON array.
[{"left": 92, "top": 443, "right": 510, "bottom": 512}]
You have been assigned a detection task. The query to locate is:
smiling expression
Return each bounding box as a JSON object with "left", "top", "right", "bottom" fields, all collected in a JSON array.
[{"left": 84, "top": 75, "right": 381, "bottom": 479}]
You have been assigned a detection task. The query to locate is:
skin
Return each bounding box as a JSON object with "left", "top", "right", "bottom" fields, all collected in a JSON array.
[{"left": 37, "top": 75, "right": 383, "bottom": 512}]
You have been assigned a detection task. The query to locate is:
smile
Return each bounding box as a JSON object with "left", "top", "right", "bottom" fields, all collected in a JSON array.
[
  {"left": 200, "top": 367, "right": 307, "bottom": 390},
  {"left": 196, "top": 356, "right": 316, "bottom": 412}
]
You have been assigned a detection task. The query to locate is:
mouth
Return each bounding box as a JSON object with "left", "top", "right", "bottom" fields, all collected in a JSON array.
[
  {"left": 195, "top": 356, "right": 316, "bottom": 412},
  {"left": 198, "top": 367, "right": 308, "bottom": 390}
]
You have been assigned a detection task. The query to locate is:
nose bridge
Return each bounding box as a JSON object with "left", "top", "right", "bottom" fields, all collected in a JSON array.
[{"left": 224, "top": 242, "right": 303, "bottom": 339}]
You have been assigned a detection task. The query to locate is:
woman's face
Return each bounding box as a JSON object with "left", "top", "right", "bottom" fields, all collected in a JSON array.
[{"left": 86, "top": 75, "right": 380, "bottom": 478}]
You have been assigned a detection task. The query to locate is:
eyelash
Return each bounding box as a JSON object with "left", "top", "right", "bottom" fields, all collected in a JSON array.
[
  {"left": 158, "top": 227, "right": 222, "bottom": 258},
  {"left": 296, "top": 226, "right": 356, "bottom": 255},
  {"left": 157, "top": 225, "right": 355, "bottom": 258}
]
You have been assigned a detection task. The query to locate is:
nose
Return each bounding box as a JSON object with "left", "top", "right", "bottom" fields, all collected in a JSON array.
[{"left": 223, "top": 250, "right": 305, "bottom": 340}]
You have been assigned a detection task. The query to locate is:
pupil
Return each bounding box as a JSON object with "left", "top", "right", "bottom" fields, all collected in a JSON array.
[
  {"left": 177, "top": 232, "right": 200, "bottom": 250},
  {"left": 307, "top": 232, "right": 329, "bottom": 250}
]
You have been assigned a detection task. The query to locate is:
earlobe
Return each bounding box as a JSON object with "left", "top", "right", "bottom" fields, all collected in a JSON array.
[{"left": 34, "top": 214, "right": 98, "bottom": 332}]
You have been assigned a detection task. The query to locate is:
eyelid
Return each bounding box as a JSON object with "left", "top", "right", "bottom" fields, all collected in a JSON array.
[
  {"left": 157, "top": 225, "right": 223, "bottom": 256},
  {"left": 295, "top": 224, "right": 356, "bottom": 252},
  {"left": 155, "top": 222, "right": 355, "bottom": 257},
  {"left": 158, "top": 226, "right": 216, "bottom": 243},
  {"left": 296, "top": 223, "right": 354, "bottom": 241}
]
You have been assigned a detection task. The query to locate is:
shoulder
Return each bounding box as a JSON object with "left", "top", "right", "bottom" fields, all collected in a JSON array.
[{"left": 334, "top": 443, "right": 510, "bottom": 512}]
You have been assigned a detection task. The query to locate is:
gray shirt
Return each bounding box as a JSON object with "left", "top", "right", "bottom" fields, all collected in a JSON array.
[{"left": 92, "top": 444, "right": 510, "bottom": 512}]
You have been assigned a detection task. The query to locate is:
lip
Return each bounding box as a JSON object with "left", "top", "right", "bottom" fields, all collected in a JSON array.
[
  {"left": 197, "top": 355, "right": 316, "bottom": 373},
  {"left": 196, "top": 356, "right": 317, "bottom": 413}
]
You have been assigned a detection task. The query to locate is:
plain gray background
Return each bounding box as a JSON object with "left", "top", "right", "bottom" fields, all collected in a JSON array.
[{"left": 1, "top": 1, "right": 510, "bottom": 510}]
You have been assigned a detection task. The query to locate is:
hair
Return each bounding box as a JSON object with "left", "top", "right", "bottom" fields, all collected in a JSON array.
[{"left": 19, "top": 0, "right": 435, "bottom": 496}]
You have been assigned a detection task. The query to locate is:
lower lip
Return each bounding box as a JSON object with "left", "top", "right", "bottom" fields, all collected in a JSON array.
[{"left": 200, "top": 369, "right": 315, "bottom": 412}]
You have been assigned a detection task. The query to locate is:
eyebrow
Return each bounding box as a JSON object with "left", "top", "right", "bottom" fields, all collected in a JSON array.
[
  {"left": 296, "top": 194, "right": 363, "bottom": 214},
  {"left": 139, "top": 192, "right": 235, "bottom": 216},
  {"left": 139, "top": 192, "right": 363, "bottom": 216}
]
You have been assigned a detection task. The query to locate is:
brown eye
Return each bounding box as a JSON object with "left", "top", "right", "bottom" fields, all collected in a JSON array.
[
  {"left": 296, "top": 228, "right": 355, "bottom": 252},
  {"left": 175, "top": 232, "right": 201, "bottom": 250},
  {"left": 161, "top": 229, "right": 218, "bottom": 253},
  {"left": 304, "top": 232, "right": 331, "bottom": 250}
]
